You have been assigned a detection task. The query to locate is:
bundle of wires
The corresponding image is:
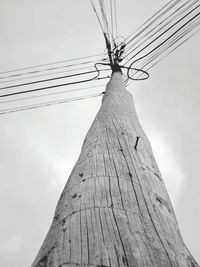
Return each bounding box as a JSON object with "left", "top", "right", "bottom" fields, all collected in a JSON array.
[
  {"left": 123, "top": 0, "right": 200, "bottom": 82},
  {"left": 0, "top": 54, "right": 111, "bottom": 115},
  {"left": 89, "top": 0, "right": 200, "bottom": 83},
  {"left": 0, "top": 0, "right": 199, "bottom": 115}
]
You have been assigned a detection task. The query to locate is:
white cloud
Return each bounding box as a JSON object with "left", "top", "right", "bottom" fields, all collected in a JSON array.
[
  {"left": 50, "top": 158, "right": 75, "bottom": 188},
  {"left": 148, "top": 132, "right": 185, "bottom": 205},
  {"left": 0, "top": 234, "right": 23, "bottom": 254}
]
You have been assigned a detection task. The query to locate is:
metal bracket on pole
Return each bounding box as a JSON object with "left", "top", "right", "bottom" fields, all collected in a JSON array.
[{"left": 134, "top": 136, "right": 140, "bottom": 150}]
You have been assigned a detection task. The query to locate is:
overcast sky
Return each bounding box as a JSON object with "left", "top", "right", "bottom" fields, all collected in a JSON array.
[{"left": 0, "top": 1, "right": 200, "bottom": 266}]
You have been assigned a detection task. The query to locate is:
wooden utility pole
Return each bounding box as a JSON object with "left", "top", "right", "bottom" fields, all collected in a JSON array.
[{"left": 32, "top": 71, "right": 199, "bottom": 267}]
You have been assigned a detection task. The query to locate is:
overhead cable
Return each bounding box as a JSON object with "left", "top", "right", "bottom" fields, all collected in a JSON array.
[
  {"left": 0, "top": 66, "right": 110, "bottom": 91},
  {"left": 125, "top": 4, "right": 200, "bottom": 67},
  {"left": 0, "top": 72, "right": 110, "bottom": 99},
  {"left": 126, "top": 11, "right": 200, "bottom": 81},
  {"left": 0, "top": 53, "right": 104, "bottom": 76},
  {"left": 125, "top": 0, "right": 181, "bottom": 47},
  {"left": 125, "top": 0, "right": 198, "bottom": 55},
  {"left": 0, "top": 84, "right": 105, "bottom": 105},
  {"left": 0, "top": 92, "right": 103, "bottom": 116}
]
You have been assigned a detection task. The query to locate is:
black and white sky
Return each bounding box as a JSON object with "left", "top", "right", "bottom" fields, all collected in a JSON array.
[{"left": 0, "top": 1, "right": 200, "bottom": 266}]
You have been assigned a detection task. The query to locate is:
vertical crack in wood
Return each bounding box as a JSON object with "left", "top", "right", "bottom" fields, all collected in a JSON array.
[
  {"left": 109, "top": 95, "right": 173, "bottom": 266},
  {"left": 120, "top": 125, "right": 174, "bottom": 267},
  {"left": 85, "top": 208, "right": 90, "bottom": 265}
]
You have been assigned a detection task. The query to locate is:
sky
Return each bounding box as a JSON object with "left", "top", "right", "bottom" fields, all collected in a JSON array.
[{"left": 0, "top": 1, "right": 200, "bottom": 266}]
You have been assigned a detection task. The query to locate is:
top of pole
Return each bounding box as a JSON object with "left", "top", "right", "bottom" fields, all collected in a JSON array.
[
  {"left": 111, "top": 62, "right": 122, "bottom": 73},
  {"left": 103, "top": 33, "right": 124, "bottom": 74},
  {"left": 103, "top": 70, "right": 125, "bottom": 100}
]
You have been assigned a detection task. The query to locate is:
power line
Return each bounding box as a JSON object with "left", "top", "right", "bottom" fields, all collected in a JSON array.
[
  {"left": 0, "top": 84, "right": 105, "bottom": 105},
  {"left": 126, "top": 1, "right": 199, "bottom": 60},
  {"left": 90, "top": 0, "right": 105, "bottom": 34},
  {"left": 145, "top": 26, "right": 200, "bottom": 73},
  {"left": 0, "top": 0, "right": 198, "bottom": 116},
  {"left": 0, "top": 58, "right": 105, "bottom": 81},
  {"left": 0, "top": 92, "right": 104, "bottom": 116},
  {"left": 128, "top": 11, "right": 200, "bottom": 74},
  {"left": 125, "top": 0, "right": 197, "bottom": 55},
  {"left": 0, "top": 53, "right": 104, "bottom": 76},
  {"left": 124, "top": 0, "right": 179, "bottom": 47},
  {"left": 99, "top": 0, "right": 109, "bottom": 36},
  {"left": 110, "top": 0, "right": 114, "bottom": 38},
  {"left": 106, "top": 0, "right": 181, "bottom": 62},
  {"left": 0, "top": 67, "right": 110, "bottom": 91},
  {"left": 99, "top": 0, "right": 115, "bottom": 42},
  {"left": 121, "top": 0, "right": 200, "bottom": 83},
  {"left": 114, "top": 0, "right": 118, "bottom": 39},
  {"left": 0, "top": 74, "right": 110, "bottom": 99},
  {"left": 126, "top": 12, "right": 200, "bottom": 81},
  {"left": 128, "top": 25, "right": 200, "bottom": 82},
  {"left": 145, "top": 17, "right": 200, "bottom": 66},
  {"left": 0, "top": 65, "right": 98, "bottom": 85},
  {"left": 125, "top": 4, "right": 200, "bottom": 67}
]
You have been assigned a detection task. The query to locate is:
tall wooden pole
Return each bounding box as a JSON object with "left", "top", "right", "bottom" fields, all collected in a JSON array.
[{"left": 32, "top": 71, "right": 199, "bottom": 267}]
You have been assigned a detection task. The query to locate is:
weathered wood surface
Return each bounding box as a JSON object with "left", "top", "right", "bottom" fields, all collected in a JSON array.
[{"left": 32, "top": 72, "right": 199, "bottom": 267}]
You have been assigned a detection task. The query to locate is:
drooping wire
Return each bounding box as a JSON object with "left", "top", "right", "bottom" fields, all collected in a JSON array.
[
  {"left": 121, "top": 0, "right": 199, "bottom": 83},
  {"left": 108, "top": 0, "right": 183, "bottom": 57},
  {"left": 143, "top": 15, "right": 200, "bottom": 67},
  {"left": 128, "top": 24, "right": 200, "bottom": 82},
  {"left": 125, "top": 0, "right": 182, "bottom": 48},
  {"left": 125, "top": 0, "right": 199, "bottom": 57},
  {"left": 99, "top": 0, "right": 110, "bottom": 37},
  {"left": 0, "top": 66, "right": 110, "bottom": 91},
  {"left": 144, "top": 26, "right": 200, "bottom": 74},
  {"left": 97, "top": 0, "right": 116, "bottom": 44},
  {"left": 121, "top": 65, "right": 149, "bottom": 81},
  {"left": 0, "top": 65, "right": 110, "bottom": 98},
  {"left": 125, "top": 0, "right": 197, "bottom": 55},
  {"left": 115, "top": 0, "right": 199, "bottom": 79},
  {"left": 124, "top": 0, "right": 175, "bottom": 45},
  {"left": 0, "top": 53, "right": 104, "bottom": 76},
  {"left": 125, "top": 4, "right": 200, "bottom": 67},
  {"left": 114, "top": 0, "right": 118, "bottom": 40},
  {"left": 106, "top": 0, "right": 200, "bottom": 80},
  {"left": 129, "top": 17, "right": 200, "bottom": 81},
  {"left": 126, "top": 11, "right": 200, "bottom": 81},
  {"left": 90, "top": 0, "right": 105, "bottom": 34},
  {"left": 0, "top": 84, "right": 105, "bottom": 105},
  {"left": 0, "top": 65, "right": 96, "bottom": 84},
  {"left": 0, "top": 0, "right": 199, "bottom": 112},
  {"left": 125, "top": 2, "right": 200, "bottom": 78},
  {"left": 0, "top": 92, "right": 104, "bottom": 116},
  {"left": 110, "top": 0, "right": 114, "bottom": 39},
  {"left": 0, "top": 59, "right": 99, "bottom": 81},
  {"left": 142, "top": 17, "right": 200, "bottom": 69}
]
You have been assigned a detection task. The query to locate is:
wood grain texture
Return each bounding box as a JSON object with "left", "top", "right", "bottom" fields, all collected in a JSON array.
[{"left": 32, "top": 72, "right": 199, "bottom": 267}]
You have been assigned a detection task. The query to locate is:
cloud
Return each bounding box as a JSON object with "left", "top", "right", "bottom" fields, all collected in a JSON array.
[
  {"left": 0, "top": 234, "right": 23, "bottom": 254},
  {"left": 148, "top": 131, "right": 185, "bottom": 205},
  {"left": 50, "top": 158, "right": 75, "bottom": 188}
]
